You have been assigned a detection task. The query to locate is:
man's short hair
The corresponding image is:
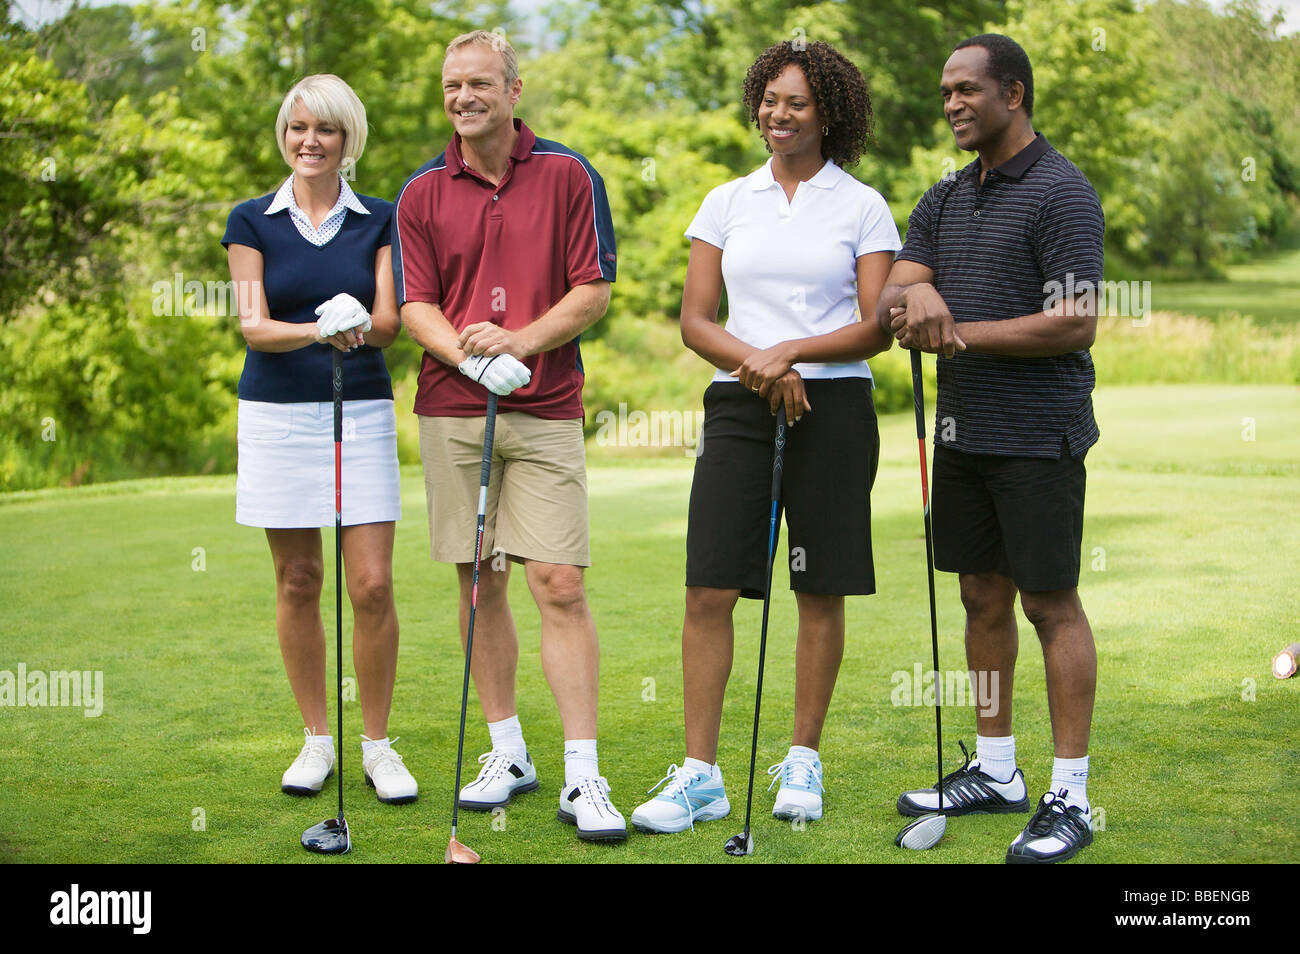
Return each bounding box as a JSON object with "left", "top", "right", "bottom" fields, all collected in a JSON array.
[
  {"left": 954, "top": 33, "right": 1034, "bottom": 118},
  {"left": 444, "top": 29, "right": 519, "bottom": 86},
  {"left": 274, "top": 74, "right": 368, "bottom": 168}
]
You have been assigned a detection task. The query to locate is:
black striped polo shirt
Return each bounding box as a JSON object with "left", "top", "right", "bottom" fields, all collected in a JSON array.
[{"left": 898, "top": 133, "right": 1103, "bottom": 458}]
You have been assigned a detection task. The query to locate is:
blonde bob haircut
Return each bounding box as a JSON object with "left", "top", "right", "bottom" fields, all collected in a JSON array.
[
  {"left": 444, "top": 29, "right": 519, "bottom": 86},
  {"left": 274, "top": 74, "right": 368, "bottom": 169}
]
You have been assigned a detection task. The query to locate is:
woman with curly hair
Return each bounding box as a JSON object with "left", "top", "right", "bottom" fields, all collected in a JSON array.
[{"left": 631, "top": 41, "right": 899, "bottom": 835}]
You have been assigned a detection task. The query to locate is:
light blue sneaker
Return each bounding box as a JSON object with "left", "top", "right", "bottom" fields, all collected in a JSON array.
[
  {"left": 768, "top": 751, "right": 825, "bottom": 821},
  {"left": 630, "top": 763, "right": 731, "bottom": 833}
]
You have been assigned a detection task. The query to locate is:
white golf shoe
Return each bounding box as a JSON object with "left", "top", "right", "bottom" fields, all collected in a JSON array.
[
  {"left": 768, "top": 752, "right": 825, "bottom": 822},
  {"left": 630, "top": 763, "right": 730, "bottom": 833},
  {"left": 558, "top": 776, "right": 628, "bottom": 841},
  {"left": 362, "top": 737, "right": 418, "bottom": 804},
  {"left": 281, "top": 728, "right": 334, "bottom": 795},
  {"left": 458, "top": 749, "right": 539, "bottom": 810}
]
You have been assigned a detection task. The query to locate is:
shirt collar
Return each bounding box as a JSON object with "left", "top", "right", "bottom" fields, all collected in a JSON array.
[
  {"left": 265, "top": 174, "right": 368, "bottom": 216},
  {"left": 992, "top": 132, "right": 1051, "bottom": 179},
  {"left": 446, "top": 119, "right": 536, "bottom": 177},
  {"left": 748, "top": 157, "right": 842, "bottom": 191}
]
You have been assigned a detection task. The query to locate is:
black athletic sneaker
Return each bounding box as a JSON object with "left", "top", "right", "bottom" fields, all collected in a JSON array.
[
  {"left": 896, "top": 740, "right": 1031, "bottom": 817},
  {"left": 1005, "top": 790, "right": 1093, "bottom": 864}
]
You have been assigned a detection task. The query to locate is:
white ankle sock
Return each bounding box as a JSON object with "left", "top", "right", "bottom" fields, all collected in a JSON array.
[
  {"left": 682, "top": 756, "right": 717, "bottom": 780},
  {"left": 1051, "top": 755, "right": 1089, "bottom": 812},
  {"left": 360, "top": 735, "right": 389, "bottom": 756},
  {"left": 787, "top": 744, "right": 819, "bottom": 762},
  {"left": 306, "top": 732, "right": 334, "bottom": 757},
  {"left": 488, "top": 715, "right": 527, "bottom": 758},
  {"left": 564, "top": 739, "right": 598, "bottom": 785},
  {"left": 975, "top": 734, "right": 1017, "bottom": 784}
]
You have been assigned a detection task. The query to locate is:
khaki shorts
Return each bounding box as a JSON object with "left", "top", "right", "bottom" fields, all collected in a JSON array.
[{"left": 418, "top": 413, "right": 590, "bottom": 567}]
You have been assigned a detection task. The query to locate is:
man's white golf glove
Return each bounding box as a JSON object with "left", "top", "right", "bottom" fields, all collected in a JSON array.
[
  {"left": 315, "top": 293, "right": 372, "bottom": 339},
  {"left": 458, "top": 353, "right": 531, "bottom": 396}
]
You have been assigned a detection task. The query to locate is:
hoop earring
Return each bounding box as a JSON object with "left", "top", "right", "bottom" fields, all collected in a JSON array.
[{"left": 822, "top": 125, "right": 828, "bottom": 135}]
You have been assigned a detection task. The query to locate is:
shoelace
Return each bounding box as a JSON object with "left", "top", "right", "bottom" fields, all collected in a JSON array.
[
  {"left": 470, "top": 749, "right": 518, "bottom": 787},
  {"left": 360, "top": 735, "right": 407, "bottom": 776},
  {"left": 645, "top": 763, "right": 706, "bottom": 831},
  {"left": 575, "top": 776, "right": 616, "bottom": 817},
  {"left": 294, "top": 727, "right": 332, "bottom": 767},
  {"left": 1025, "top": 789, "right": 1090, "bottom": 839},
  {"left": 766, "top": 755, "right": 825, "bottom": 793}
]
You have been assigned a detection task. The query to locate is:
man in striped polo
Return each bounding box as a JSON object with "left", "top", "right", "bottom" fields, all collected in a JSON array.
[
  {"left": 393, "top": 30, "right": 626, "bottom": 842},
  {"left": 877, "top": 34, "right": 1103, "bottom": 864}
]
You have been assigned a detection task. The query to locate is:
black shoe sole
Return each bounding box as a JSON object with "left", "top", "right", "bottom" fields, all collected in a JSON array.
[
  {"left": 557, "top": 808, "right": 628, "bottom": 842},
  {"left": 458, "top": 779, "right": 540, "bottom": 812},
  {"left": 365, "top": 772, "right": 418, "bottom": 805},
  {"left": 1006, "top": 830, "right": 1093, "bottom": 864},
  {"left": 282, "top": 768, "right": 334, "bottom": 796}
]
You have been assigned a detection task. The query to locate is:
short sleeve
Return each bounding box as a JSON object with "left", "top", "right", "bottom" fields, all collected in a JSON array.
[
  {"left": 392, "top": 181, "right": 441, "bottom": 307},
  {"left": 856, "top": 190, "right": 902, "bottom": 257},
  {"left": 221, "top": 201, "right": 261, "bottom": 251},
  {"left": 1033, "top": 179, "right": 1104, "bottom": 289},
  {"left": 565, "top": 158, "right": 617, "bottom": 286},
  {"left": 896, "top": 185, "right": 938, "bottom": 269},
  {"left": 684, "top": 185, "right": 725, "bottom": 249}
]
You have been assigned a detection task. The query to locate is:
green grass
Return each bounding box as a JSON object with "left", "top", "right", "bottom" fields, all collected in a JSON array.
[
  {"left": 1131, "top": 239, "right": 1300, "bottom": 325},
  {"left": 1, "top": 385, "right": 1297, "bottom": 863}
]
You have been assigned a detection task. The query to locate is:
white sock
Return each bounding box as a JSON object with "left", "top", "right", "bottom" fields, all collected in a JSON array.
[
  {"left": 975, "top": 734, "right": 1017, "bottom": 784},
  {"left": 682, "top": 756, "right": 718, "bottom": 780},
  {"left": 360, "top": 735, "right": 389, "bottom": 756},
  {"left": 787, "top": 744, "right": 819, "bottom": 762},
  {"left": 1051, "top": 755, "right": 1090, "bottom": 812},
  {"left": 564, "top": 739, "right": 598, "bottom": 785},
  {"left": 488, "top": 715, "right": 527, "bottom": 758}
]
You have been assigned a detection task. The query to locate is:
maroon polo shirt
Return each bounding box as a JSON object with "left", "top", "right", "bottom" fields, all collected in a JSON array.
[{"left": 392, "top": 120, "right": 617, "bottom": 419}]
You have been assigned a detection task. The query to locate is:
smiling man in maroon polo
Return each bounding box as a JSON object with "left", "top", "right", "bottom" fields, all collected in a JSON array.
[{"left": 393, "top": 29, "right": 624, "bottom": 842}]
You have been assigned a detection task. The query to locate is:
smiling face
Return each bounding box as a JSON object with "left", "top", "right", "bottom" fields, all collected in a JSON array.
[
  {"left": 757, "top": 63, "right": 824, "bottom": 161},
  {"left": 442, "top": 42, "right": 522, "bottom": 143},
  {"left": 284, "top": 100, "right": 344, "bottom": 180},
  {"left": 941, "top": 45, "right": 1020, "bottom": 153}
]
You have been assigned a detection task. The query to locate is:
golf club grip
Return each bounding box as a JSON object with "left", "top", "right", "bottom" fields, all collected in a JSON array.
[
  {"left": 480, "top": 393, "right": 498, "bottom": 489},
  {"left": 333, "top": 350, "right": 344, "bottom": 442},
  {"left": 910, "top": 349, "right": 924, "bottom": 440}
]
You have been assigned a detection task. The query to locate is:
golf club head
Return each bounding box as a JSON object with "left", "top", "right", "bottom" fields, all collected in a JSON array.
[
  {"left": 302, "top": 816, "right": 351, "bottom": 855},
  {"left": 723, "top": 831, "right": 754, "bottom": 857},
  {"left": 895, "top": 812, "right": 946, "bottom": 851},
  {"left": 445, "top": 836, "right": 481, "bottom": 864}
]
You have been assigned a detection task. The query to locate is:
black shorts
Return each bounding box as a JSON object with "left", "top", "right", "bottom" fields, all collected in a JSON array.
[
  {"left": 686, "top": 379, "right": 879, "bottom": 598},
  {"left": 931, "top": 441, "right": 1087, "bottom": 593}
]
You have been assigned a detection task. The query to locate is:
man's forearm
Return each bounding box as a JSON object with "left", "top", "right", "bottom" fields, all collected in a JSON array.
[
  {"left": 515, "top": 281, "right": 611, "bottom": 356},
  {"left": 960, "top": 307, "right": 1097, "bottom": 357},
  {"left": 875, "top": 282, "right": 914, "bottom": 335},
  {"left": 400, "top": 301, "right": 466, "bottom": 366}
]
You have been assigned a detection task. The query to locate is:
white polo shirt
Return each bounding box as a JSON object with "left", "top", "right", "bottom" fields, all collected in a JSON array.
[{"left": 685, "top": 158, "right": 901, "bottom": 383}]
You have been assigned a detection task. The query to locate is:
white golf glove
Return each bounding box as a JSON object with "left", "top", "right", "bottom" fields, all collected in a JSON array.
[
  {"left": 314, "top": 293, "right": 372, "bottom": 339},
  {"left": 458, "top": 353, "right": 531, "bottom": 396}
]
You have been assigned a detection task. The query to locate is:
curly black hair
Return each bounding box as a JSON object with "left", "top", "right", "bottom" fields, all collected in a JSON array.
[{"left": 741, "top": 40, "right": 875, "bottom": 168}]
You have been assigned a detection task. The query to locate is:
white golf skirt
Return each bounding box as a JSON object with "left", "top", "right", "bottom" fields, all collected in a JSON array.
[{"left": 235, "top": 399, "right": 401, "bottom": 528}]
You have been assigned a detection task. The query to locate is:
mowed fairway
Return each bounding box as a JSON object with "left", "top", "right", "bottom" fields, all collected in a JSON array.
[{"left": 1, "top": 385, "right": 1296, "bottom": 864}]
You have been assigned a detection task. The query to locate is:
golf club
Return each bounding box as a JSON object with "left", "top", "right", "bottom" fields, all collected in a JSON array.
[
  {"left": 723, "top": 403, "right": 787, "bottom": 858},
  {"left": 302, "top": 348, "right": 352, "bottom": 855},
  {"left": 445, "top": 391, "right": 499, "bottom": 865},
  {"left": 895, "top": 348, "right": 947, "bottom": 852}
]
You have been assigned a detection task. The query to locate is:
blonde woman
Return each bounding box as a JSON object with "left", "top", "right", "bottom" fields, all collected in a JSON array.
[{"left": 223, "top": 74, "right": 417, "bottom": 804}]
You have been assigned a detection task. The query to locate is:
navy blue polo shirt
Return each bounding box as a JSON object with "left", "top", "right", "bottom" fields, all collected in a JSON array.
[
  {"left": 222, "top": 191, "right": 394, "bottom": 403},
  {"left": 898, "top": 133, "right": 1104, "bottom": 458}
]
